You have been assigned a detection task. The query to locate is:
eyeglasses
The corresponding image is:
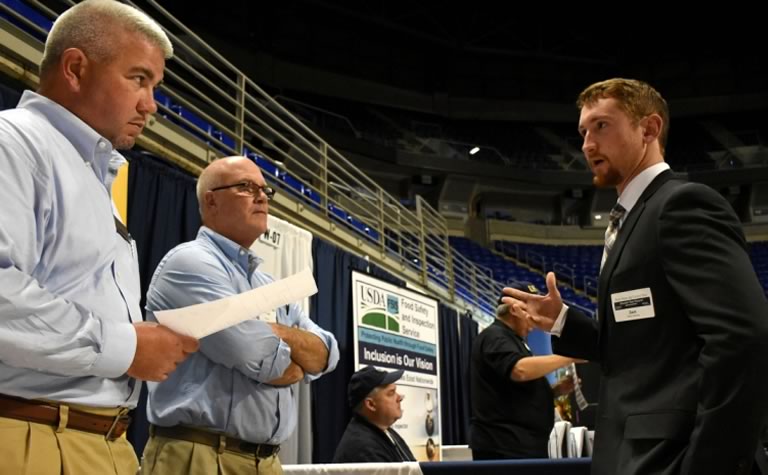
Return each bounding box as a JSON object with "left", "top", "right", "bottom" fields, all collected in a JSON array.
[{"left": 209, "top": 181, "right": 276, "bottom": 200}]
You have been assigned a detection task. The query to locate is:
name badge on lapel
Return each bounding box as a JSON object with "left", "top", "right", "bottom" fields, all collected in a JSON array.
[{"left": 611, "top": 288, "right": 655, "bottom": 322}]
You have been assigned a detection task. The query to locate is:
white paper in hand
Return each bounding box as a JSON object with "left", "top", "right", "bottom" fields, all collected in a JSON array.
[{"left": 155, "top": 267, "right": 317, "bottom": 338}]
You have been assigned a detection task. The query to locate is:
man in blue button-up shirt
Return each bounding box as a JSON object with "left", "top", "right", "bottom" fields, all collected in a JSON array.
[
  {"left": 141, "top": 156, "right": 339, "bottom": 475},
  {"left": 0, "top": 1, "right": 198, "bottom": 474}
]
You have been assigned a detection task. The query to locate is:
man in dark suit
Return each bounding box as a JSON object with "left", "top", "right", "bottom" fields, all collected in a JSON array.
[{"left": 501, "top": 78, "right": 768, "bottom": 475}]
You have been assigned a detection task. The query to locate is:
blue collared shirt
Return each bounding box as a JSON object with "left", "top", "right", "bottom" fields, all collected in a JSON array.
[
  {"left": 145, "top": 226, "right": 339, "bottom": 444},
  {"left": 0, "top": 91, "right": 141, "bottom": 407}
]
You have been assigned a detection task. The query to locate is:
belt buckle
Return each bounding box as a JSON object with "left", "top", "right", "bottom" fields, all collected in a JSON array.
[
  {"left": 257, "top": 444, "right": 279, "bottom": 458},
  {"left": 236, "top": 441, "right": 279, "bottom": 458}
]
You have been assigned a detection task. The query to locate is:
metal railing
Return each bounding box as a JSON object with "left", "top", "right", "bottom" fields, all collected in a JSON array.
[
  {"left": 525, "top": 249, "right": 546, "bottom": 272},
  {"left": 0, "top": 0, "right": 506, "bottom": 317},
  {"left": 274, "top": 95, "right": 362, "bottom": 140},
  {"left": 553, "top": 262, "right": 575, "bottom": 289},
  {"left": 584, "top": 275, "right": 598, "bottom": 297}
]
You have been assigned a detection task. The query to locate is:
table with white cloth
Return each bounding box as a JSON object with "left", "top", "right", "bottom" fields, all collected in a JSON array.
[
  {"left": 283, "top": 462, "right": 423, "bottom": 475},
  {"left": 283, "top": 459, "right": 592, "bottom": 475}
]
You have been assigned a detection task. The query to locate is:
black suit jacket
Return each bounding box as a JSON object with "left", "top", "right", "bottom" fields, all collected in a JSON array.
[{"left": 554, "top": 171, "right": 768, "bottom": 475}]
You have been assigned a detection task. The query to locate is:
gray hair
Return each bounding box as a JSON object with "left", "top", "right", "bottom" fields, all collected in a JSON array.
[
  {"left": 353, "top": 386, "right": 382, "bottom": 415},
  {"left": 196, "top": 158, "right": 231, "bottom": 216},
  {"left": 496, "top": 303, "right": 510, "bottom": 319},
  {"left": 40, "top": 0, "right": 173, "bottom": 76},
  {"left": 196, "top": 168, "right": 217, "bottom": 215}
]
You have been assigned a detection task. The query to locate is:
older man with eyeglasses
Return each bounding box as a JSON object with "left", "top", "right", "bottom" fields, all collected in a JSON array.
[{"left": 140, "top": 156, "right": 339, "bottom": 475}]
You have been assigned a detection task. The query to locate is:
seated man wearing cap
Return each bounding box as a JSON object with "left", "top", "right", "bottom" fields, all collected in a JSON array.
[
  {"left": 333, "top": 366, "right": 416, "bottom": 463},
  {"left": 470, "top": 283, "right": 581, "bottom": 460}
]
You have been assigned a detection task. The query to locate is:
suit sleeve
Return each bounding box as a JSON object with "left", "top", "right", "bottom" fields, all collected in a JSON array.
[
  {"left": 551, "top": 307, "right": 601, "bottom": 361},
  {"left": 659, "top": 184, "right": 768, "bottom": 474}
]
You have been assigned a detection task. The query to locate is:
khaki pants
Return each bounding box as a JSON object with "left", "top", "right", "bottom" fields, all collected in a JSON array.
[
  {"left": 0, "top": 410, "right": 138, "bottom": 475},
  {"left": 141, "top": 434, "right": 283, "bottom": 475}
]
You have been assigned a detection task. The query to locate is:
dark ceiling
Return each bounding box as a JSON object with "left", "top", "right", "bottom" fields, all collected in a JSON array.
[{"left": 155, "top": 0, "right": 767, "bottom": 110}]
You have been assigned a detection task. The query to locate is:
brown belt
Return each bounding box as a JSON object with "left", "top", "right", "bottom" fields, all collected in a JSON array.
[
  {"left": 152, "top": 425, "right": 280, "bottom": 458},
  {"left": 0, "top": 393, "right": 130, "bottom": 441}
]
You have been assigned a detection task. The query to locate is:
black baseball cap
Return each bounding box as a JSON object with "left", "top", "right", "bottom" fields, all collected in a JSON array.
[
  {"left": 348, "top": 366, "right": 404, "bottom": 409},
  {"left": 498, "top": 282, "right": 539, "bottom": 304}
]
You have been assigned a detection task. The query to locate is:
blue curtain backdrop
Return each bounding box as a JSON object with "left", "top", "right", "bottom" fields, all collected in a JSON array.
[
  {"left": 310, "top": 238, "right": 405, "bottom": 462},
  {"left": 126, "top": 151, "right": 202, "bottom": 313},
  {"left": 125, "top": 152, "right": 201, "bottom": 455},
  {"left": 0, "top": 81, "right": 21, "bottom": 110},
  {"left": 438, "top": 305, "right": 478, "bottom": 445},
  {"left": 458, "top": 311, "right": 478, "bottom": 442}
]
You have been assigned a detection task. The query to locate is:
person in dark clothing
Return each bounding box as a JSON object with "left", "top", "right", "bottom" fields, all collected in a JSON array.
[
  {"left": 333, "top": 366, "right": 416, "bottom": 463},
  {"left": 470, "top": 284, "right": 580, "bottom": 460}
]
